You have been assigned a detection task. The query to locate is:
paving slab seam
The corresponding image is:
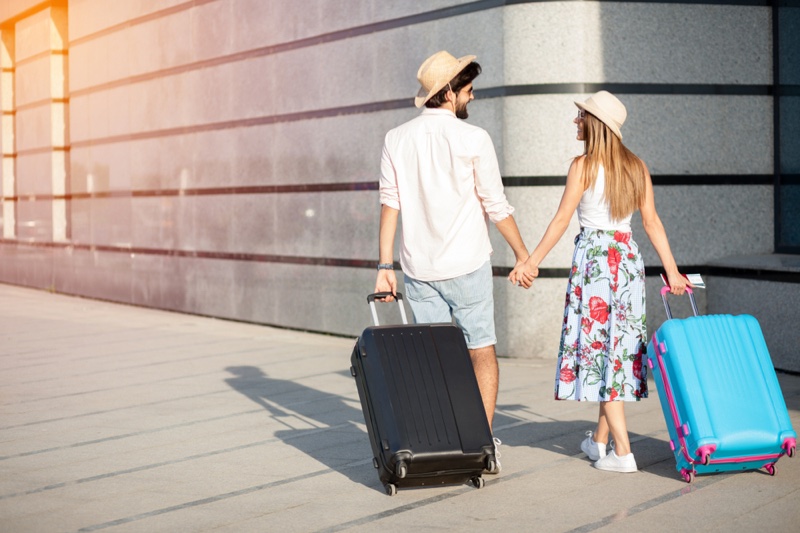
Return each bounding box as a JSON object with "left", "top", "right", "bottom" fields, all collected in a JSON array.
[
  {"left": 0, "top": 393, "right": 360, "bottom": 461},
  {"left": 0, "top": 407, "right": 268, "bottom": 461},
  {"left": 316, "top": 431, "right": 679, "bottom": 533},
  {"left": 0, "top": 327, "right": 187, "bottom": 351},
  {"left": 72, "top": 458, "right": 374, "bottom": 533},
  {"left": 3, "top": 326, "right": 199, "bottom": 359},
  {"left": 0, "top": 400, "right": 606, "bottom": 500},
  {"left": 5, "top": 348, "right": 267, "bottom": 388},
  {"left": 564, "top": 473, "right": 730, "bottom": 533},
  {"left": 0, "top": 422, "right": 356, "bottom": 501},
  {"left": 3, "top": 364, "right": 354, "bottom": 414},
  {"left": 1, "top": 370, "right": 227, "bottom": 406},
  {"left": 0, "top": 335, "right": 222, "bottom": 366}
]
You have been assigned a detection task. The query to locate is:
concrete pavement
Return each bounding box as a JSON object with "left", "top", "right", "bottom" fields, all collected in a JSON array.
[{"left": 0, "top": 283, "right": 798, "bottom": 532}]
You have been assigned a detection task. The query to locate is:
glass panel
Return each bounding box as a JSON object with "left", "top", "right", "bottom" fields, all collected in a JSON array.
[
  {"left": 779, "top": 185, "right": 800, "bottom": 248},
  {"left": 778, "top": 6, "right": 800, "bottom": 250},
  {"left": 779, "top": 6, "right": 800, "bottom": 86},
  {"left": 779, "top": 96, "right": 800, "bottom": 174}
]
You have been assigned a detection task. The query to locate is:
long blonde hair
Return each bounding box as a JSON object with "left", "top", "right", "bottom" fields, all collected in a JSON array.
[{"left": 580, "top": 113, "right": 646, "bottom": 221}]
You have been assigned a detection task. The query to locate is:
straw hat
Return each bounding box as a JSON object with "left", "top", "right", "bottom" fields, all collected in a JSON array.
[
  {"left": 414, "top": 51, "right": 477, "bottom": 108},
  {"left": 575, "top": 91, "right": 627, "bottom": 140}
]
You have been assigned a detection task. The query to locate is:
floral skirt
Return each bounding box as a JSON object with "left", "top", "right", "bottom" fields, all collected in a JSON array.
[{"left": 554, "top": 228, "right": 648, "bottom": 402}]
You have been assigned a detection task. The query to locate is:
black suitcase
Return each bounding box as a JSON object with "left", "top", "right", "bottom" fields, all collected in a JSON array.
[{"left": 350, "top": 292, "right": 496, "bottom": 496}]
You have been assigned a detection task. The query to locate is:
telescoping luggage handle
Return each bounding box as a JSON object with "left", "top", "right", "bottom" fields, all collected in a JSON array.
[
  {"left": 367, "top": 292, "right": 408, "bottom": 326},
  {"left": 660, "top": 286, "right": 699, "bottom": 320}
]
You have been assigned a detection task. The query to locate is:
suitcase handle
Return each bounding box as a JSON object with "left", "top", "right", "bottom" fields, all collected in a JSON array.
[
  {"left": 660, "top": 286, "right": 699, "bottom": 320},
  {"left": 367, "top": 292, "right": 408, "bottom": 326}
]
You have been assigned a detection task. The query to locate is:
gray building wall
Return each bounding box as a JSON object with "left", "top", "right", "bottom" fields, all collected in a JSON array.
[{"left": 1, "top": 1, "right": 797, "bottom": 370}]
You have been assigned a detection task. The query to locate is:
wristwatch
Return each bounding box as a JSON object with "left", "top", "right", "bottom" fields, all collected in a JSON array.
[{"left": 377, "top": 263, "right": 394, "bottom": 270}]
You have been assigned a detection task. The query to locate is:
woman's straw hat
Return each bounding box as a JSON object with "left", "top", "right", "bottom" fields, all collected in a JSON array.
[
  {"left": 575, "top": 91, "right": 627, "bottom": 140},
  {"left": 414, "top": 51, "right": 477, "bottom": 108}
]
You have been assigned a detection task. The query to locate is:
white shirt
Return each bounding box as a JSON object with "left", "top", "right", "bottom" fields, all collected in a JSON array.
[
  {"left": 577, "top": 165, "right": 633, "bottom": 232},
  {"left": 380, "top": 108, "right": 514, "bottom": 281}
]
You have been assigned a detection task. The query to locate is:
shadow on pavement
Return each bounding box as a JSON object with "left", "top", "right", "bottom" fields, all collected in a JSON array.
[
  {"left": 491, "top": 405, "right": 686, "bottom": 480},
  {"left": 223, "top": 365, "right": 377, "bottom": 490}
]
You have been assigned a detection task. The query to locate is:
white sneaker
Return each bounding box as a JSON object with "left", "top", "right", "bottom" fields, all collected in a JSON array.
[
  {"left": 485, "top": 437, "right": 502, "bottom": 474},
  {"left": 593, "top": 451, "right": 638, "bottom": 473},
  {"left": 580, "top": 431, "right": 607, "bottom": 461}
]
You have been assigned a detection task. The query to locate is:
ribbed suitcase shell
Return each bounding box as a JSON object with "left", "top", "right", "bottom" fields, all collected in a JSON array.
[
  {"left": 351, "top": 322, "right": 494, "bottom": 495},
  {"left": 648, "top": 313, "right": 796, "bottom": 482}
]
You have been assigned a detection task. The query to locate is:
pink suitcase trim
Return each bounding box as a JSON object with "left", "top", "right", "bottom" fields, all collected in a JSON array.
[{"left": 651, "top": 337, "right": 793, "bottom": 470}]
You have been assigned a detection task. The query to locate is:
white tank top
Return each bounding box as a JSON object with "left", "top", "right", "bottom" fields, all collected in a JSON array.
[{"left": 577, "top": 165, "right": 632, "bottom": 232}]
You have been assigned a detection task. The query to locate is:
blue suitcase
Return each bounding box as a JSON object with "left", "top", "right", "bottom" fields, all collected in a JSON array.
[{"left": 647, "top": 287, "right": 796, "bottom": 483}]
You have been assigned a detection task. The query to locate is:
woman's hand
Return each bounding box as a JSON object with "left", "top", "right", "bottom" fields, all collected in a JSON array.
[
  {"left": 509, "top": 260, "right": 538, "bottom": 289},
  {"left": 665, "top": 271, "right": 694, "bottom": 295}
]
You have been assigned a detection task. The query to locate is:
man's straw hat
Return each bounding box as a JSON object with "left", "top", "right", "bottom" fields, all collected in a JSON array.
[
  {"left": 575, "top": 91, "right": 627, "bottom": 140},
  {"left": 414, "top": 51, "right": 477, "bottom": 108}
]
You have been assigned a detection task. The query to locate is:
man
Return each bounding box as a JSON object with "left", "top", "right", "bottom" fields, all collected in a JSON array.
[{"left": 375, "top": 51, "right": 531, "bottom": 472}]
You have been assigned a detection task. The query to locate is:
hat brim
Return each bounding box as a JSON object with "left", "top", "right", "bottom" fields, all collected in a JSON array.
[
  {"left": 575, "top": 100, "right": 623, "bottom": 140},
  {"left": 414, "top": 55, "right": 477, "bottom": 108}
]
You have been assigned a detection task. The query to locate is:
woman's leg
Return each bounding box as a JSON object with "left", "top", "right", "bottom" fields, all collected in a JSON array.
[
  {"left": 593, "top": 406, "right": 610, "bottom": 446},
  {"left": 598, "top": 401, "right": 631, "bottom": 455}
]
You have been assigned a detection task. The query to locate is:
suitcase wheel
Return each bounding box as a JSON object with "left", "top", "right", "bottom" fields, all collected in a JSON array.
[
  {"left": 372, "top": 457, "right": 379, "bottom": 469},
  {"left": 395, "top": 461, "right": 408, "bottom": 479},
  {"left": 471, "top": 476, "right": 485, "bottom": 489},
  {"left": 384, "top": 483, "right": 397, "bottom": 496},
  {"left": 350, "top": 366, "right": 356, "bottom": 377},
  {"left": 788, "top": 446, "right": 796, "bottom": 459},
  {"left": 764, "top": 464, "right": 776, "bottom": 476},
  {"left": 485, "top": 457, "right": 497, "bottom": 474},
  {"left": 680, "top": 468, "right": 695, "bottom": 484}
]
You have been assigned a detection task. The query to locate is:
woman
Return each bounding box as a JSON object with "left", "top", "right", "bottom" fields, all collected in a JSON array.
[{"left": 511, "top": 91, "right": 690, "bottom": 473}]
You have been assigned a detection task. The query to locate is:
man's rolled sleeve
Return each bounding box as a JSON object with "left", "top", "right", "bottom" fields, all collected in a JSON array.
[
  {"left": 379, "top": 142, "right": 400, "bottom": 209},
  {"left": 472, "top": 130, "right": 514, "bottom": 223}
]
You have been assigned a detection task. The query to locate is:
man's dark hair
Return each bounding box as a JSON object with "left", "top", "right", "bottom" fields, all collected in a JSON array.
[{"left": 425, "top": 62, "right": 482, "bottom": 108}]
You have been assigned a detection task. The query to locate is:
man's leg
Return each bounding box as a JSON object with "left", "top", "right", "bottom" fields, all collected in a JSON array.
[
  {"left": 469, "top": 345, "right": 499, "bottom": 430},
  {"left": 407, "top": 262, "right": 498, "bottom": 427}
]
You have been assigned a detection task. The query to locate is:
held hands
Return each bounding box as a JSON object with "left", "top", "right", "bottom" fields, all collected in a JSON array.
[
  {"left": 374, "top": 269, "right": 397, "bottom": 302},
  {"left": 508, "top": 258, "right": 538, "bottom": 289}
]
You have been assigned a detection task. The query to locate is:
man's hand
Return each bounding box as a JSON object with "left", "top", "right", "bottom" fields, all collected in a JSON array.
[
  {"left": 375, "top": 269, "right": 397, "bottom": 301},
  {"left": 508, "top": 259, "right": 537, "bottom": 289}
]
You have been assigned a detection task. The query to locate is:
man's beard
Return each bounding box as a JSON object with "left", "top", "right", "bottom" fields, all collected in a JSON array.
[{"left": 455, "top": 102, "right": 469, "bottom": 119}]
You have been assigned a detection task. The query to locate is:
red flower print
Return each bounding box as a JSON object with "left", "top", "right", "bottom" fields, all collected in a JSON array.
[
  {"left": 589, "top": 296, "right": 610, "bottom": 324},
  {"left": 614, "top": 231, "right": 631, "bottom": 246},
  {"left": 560, "top": 366, "right": 577, "bottom": 383},
  {"left": 591, "top": 341, "right": 604, "bottom": 350},
  {"left": 610, "top": 388, "right": 619, "bottom": 401},
  {"left": 633, "top": 358, "right": 643, "bottom": 380},
  {"left": 607, "top": 247, "right": 621, "bottom": 280},
  {"left": 581, "top": 317, "right": 593, "bottom": 334},
  {"left": 614, "top": 359, "right": 622, "bottom": 372},
  {"left": 574, "top": 285, "right": 582, "bottom": 299},
  {"left": 627, "top": 253, "right": 635, "bottom": 260}
]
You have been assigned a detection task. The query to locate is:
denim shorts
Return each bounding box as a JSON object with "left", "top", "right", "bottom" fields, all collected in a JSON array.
[{"left": 404, "top": 261, "right": 496, "bottom": 349}]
